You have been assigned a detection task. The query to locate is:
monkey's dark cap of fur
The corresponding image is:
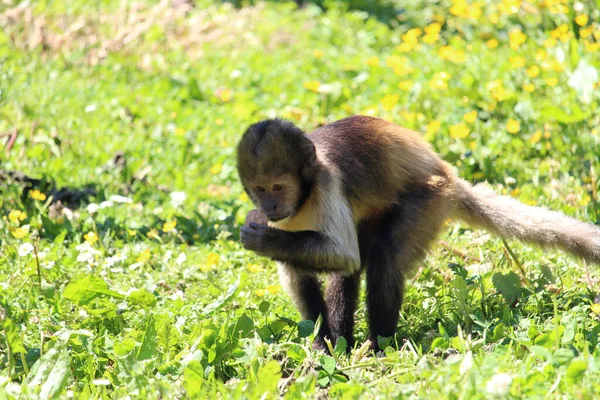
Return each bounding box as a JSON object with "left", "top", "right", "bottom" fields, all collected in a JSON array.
[{"left": 237, "top": 119, "right": 315, "bottom": 178}]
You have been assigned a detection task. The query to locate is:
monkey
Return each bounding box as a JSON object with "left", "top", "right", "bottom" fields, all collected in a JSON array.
[{"left": 236, "top": 115, "right": 600, "bottom": 352}]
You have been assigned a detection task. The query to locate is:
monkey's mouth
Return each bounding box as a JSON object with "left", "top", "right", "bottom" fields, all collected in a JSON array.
[{"left": 267, "top": 214, "right": 290, "bottom": 222}]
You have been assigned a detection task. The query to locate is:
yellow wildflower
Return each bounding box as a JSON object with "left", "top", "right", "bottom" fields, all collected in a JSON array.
[
  {"left": 450, "top": 123, "right": 470, "bottom": 139},
  {"left": 425, "top": 22, "right": 442, "bottom": 35},
  {"left": 498, "top": 0, "right": 521, "bottom": 15},
  {"left": 545, "top": 77, "right": 558, "bottom": 86},
  {"left": 429, "top": 72, "right": 451, "bottom": 90},
  {"left": 11, "top": 227, "right": 28, "bottom": 239},
  {"left": 313, "top": 49, "right": 324, "bottom": 58},
  {"left": 544, "top": 37, "right": 557, "bottom": 48},
  {"left": 303, "top": 81, "right": 320, "bottom": 93},
  {"left": 508, "top": 30, "right": 527, "bottom": 49},
  {"left": 439, "top": 46, "right": 467, "bottom": 63},
  {"left": 422, "top": 33, "right": 439, "bottom": 45},
  {"left": 486, "top": 39, "right": 499, "bottom": 49},
  {"left": 9, "top": 210, "right": 27, "bottom": 223},
  {"left": 206, "top": 252, "right": 220, "bottom": 267},
  {"left": 526, "top": 65, "right": 540, "bottom": 78},
  {"left": 575, "top": 15, "right": 588, "bottom": 27},
  {"left": 426, "top": 120, "right": 441, "bottom": 136},
  {"left": 386, "top": 55, "right": 407, "bottom": 69},
  {"left": 580, "top": 27, "right": 593, "bottom": 38},
  {"left": 210, "top": 164, "right": 222, "bottom": 175},
  {"left": 84, "top": 231, "right": 98, "bottom": 245},
  {"left": 529, "top": 130, "right": 542, "bottom": 144},
  {"left": 463, "top": 111, "right": 478, "bottom": 124},
  {"left": 366, "top": 56, "right": 380, "bottom": 67},
  {"left": 523, "top": 83, "right": 535, "bottom": 92},
  {"left": 137, "top": 249, "right": 151, "bottom": 263},
  {"left": 30, "top": 190, "right": 47, "bottom": 201},
  {"left": 487, "top": 80, "right": 506, "bottom": 102},
  {"left": 506, "top": 119, "right": 520, "bottom": 134},
  {"left": 509, "top": 56, "right": 526, "bottom": 68},
  {"left": 398, "top": 80, "right": 413, "bottom": 91},
  {"left": 248, "top": 264, "right": 263, "bottom": 273},
  {"left": 266, "top": 285, "right": 280, "bottom": 294},
  {"left": 128, "top": 230, "right": 137, "bottom": 237},
  {"left": 162, "top": 220, "right": 177, "bottom": 233},
  {"left": 147, "top": 228, "right": 159, "bottom": 239},
  {"left": 381, "top": 94, "right": 400, "bottom": 111}
]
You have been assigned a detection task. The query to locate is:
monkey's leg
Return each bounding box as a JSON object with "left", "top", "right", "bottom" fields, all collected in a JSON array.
[
  {"left": 366, "top": 189, "right": 450, "bottom": 350},
  {"left": 325, "top": 271, "right": 361, "bottom": 349},
  {"left": 277, "top": 263, "right": 332, "bottom": 350},
  {"left": 365, "top": 237, "right": 404, "bottom": 349}
]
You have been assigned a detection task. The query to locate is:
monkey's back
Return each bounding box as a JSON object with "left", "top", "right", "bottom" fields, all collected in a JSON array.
[{"left": 309, "top": 116, "right": 452, "bottom": 219}]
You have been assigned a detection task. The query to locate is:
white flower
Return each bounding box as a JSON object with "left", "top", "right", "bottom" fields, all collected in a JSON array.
[
  {"left": 100, "top": 201, "right": 114, "bottom": 208},
  {"left": 109, "top": 195, "right": 132, "bottom": 204},
  {"left": 170, "top": 290, "right": 185, "bottom": 301},
  {"left": 105, "top": 254, "right": 126, "bottom": 268},
  {"left": 18, "top": 243, "right": 34, "bottom": 257},
  {"left": 76, "top": 242, "right": 100, "bottom": 264},
  {"left": 129, "top": 262, "right": 142, "bottom": 270},
  {"left": 43, "top": 261, "right": 55, "bottom": 270},
  {"left": 87, "top": 203, "right": 99, "bottom": 214},
  {"left": 77, "top": 252, "right": 94, "bottom": 264},
  {"left": 170, "top": 192, "right": 187, "bottom": 208},
  {"left": 163, "top": 250, "right": 173, "bottom": 262},
  {"left": 486, "top": 373, "right": 512, "bottom": 396},
  {"left": 176, "top": 252, "right": 187, "bottom": 265},
  {"left": 91, "top": 379, "right": 111, "bottom": 386}
]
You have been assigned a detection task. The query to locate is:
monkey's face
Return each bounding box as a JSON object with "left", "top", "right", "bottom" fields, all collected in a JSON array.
[
  {"left": 245, "top": 174, "right": 302, "bottom": 222},
  {"left": 237, "top": 119, "right": 318, "bottom": 221}
]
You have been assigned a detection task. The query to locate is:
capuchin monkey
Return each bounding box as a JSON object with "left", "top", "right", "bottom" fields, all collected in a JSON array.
[{"left": 236, "top": 116, "right": 600, "bottom": 351}]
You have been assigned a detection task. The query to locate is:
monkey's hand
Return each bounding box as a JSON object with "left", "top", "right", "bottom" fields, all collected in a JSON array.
[{"left": 240, "top": 222, "right": 272, "bottom": 256}]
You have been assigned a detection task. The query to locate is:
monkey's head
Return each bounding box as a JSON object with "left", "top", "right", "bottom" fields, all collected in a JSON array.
[{"left": 236, "top": 119, "right": 318, "bottom": 222}]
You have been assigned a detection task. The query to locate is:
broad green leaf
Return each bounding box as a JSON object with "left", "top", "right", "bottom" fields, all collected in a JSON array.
[
  {"left": 254, "top": 360, "right": 281, "bottom": 397},
  {"left": 552, "top": 348, "right": 575, "bottom": 365},
  {"left": 183, "top": 361, "right": 204, "bottom": 397},
  {"left": 258, "top": 301, "right": 270, "bottom": 314},
  {"left": 127, "top": 289, "right": 157, "bottom": 308},
  {"left": 334, "top": 336, "right": 348, "bottom": 357},
  {"left": 114, "top": 338, "right": 136, "bottom": 357},
  {"left": 26, "top": 341, "right": 70, "bottom": 399},
  {"left": 233, "top": 314, "right": 254, "bottom": 338},
  {"left": 63, "top": 275, "right": 124, "bottom": 305},
  {"left": 320, "top": 355, "right": 336, "bottom": 375},
  {"left": 297, "top": 320, "right": 314, "bottom": 338},
  {"left": 4, "top": 317, "right": 26, "bottom": 354},
  {"left": 566, "top": 359, "right": 588, "bottom": 382},
  {"left": 136, "top": 315, "right": 157, "bottom": 361},
  {"left": 492, "top": 272, "right": 521, "bottom": 305},
  {"left": 269, "top": 320, "right": 288, "bottom": 336}
]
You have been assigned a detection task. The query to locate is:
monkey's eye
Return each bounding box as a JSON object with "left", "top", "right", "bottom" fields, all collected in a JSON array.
[
  {"left": 272, "top": 184, "right": 284, "bottom": 192},
  {"left": 255, "top": 186, "right": 266, "bottom": 192}
]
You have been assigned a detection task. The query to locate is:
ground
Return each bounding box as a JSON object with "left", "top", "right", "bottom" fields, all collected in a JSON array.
[{"left": 1, "top": 0, "right": 600, "bottom": 398}]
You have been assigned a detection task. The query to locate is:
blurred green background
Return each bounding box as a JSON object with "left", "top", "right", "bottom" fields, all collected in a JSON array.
[{"left": 1, "top": 0, "right": 600, "bottom": 398}]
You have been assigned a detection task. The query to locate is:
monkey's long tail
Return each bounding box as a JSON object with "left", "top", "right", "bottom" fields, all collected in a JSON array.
[{"left": 451, "top": 179, "right": 600, "bottom": 265}]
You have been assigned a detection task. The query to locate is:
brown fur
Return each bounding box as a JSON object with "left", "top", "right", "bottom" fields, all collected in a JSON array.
[{"left": 237, "top": 115, "right": 600, "bottom": 351}]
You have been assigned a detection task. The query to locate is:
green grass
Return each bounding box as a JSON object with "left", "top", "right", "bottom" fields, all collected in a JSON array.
[{"left": 1, "top": 0, "right": 600, "bottom": 398}]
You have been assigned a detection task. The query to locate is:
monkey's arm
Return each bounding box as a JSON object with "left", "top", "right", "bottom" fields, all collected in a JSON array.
[{"left": 241, "top": 223, "right": 359, "bottom": 273}]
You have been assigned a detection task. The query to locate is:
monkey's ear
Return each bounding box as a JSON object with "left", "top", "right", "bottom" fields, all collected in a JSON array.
[{"left": 301, "top": 140, "right": 318, "bottom": 180}]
